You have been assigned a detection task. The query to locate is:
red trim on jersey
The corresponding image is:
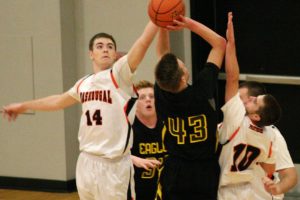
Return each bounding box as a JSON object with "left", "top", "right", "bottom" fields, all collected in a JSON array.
[
  {"left": 229, "top": 127, "right": 240, "bottom": 142},
  {"left": 110, "top": 70, "right": 119, "bottom": 88},
  {"left": 268, "top": 141, "right": 273, "bottom": 158},
  {"left": 76, "top": 78, "right": 86, "bottom": 94},
  {"left": 76, "top": 74, "right": 93, "bottom": 94},
  {"left": 249, "top": 124, "right": 263, "bottom": 133}
]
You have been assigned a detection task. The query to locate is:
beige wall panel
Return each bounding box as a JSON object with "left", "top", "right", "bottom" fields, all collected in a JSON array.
[{"left": 0, "top": 36, "right": 34, "bottom": 106}]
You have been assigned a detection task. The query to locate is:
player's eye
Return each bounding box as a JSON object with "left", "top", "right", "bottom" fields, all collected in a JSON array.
[
  {"left": 108, "top": 44, "right": 114, "bottom": 49},
  {"left": 139, "top": 95, "right": 146, "bottom": 100},
  {"left": 96, "top": 45, "right": 103, "bottom": 49}
]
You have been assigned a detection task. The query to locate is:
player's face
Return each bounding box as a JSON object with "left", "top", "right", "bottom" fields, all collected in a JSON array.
[
  {"left": 89, "top": 38, "right": 117, "bottom": 71},
  {"left": 245, "top": 95, "right": 265, "bottom": 119},
  {"left": 136, "top": 87, "right": 156, "bottom": 118}
]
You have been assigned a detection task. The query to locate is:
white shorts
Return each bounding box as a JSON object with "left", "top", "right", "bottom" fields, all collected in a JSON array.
[
  {"left": 218, "top": 182, "right": 254, "bottom": 200},
  {"left": 76, "top": 152, "right": 135, "bottom": 200}
]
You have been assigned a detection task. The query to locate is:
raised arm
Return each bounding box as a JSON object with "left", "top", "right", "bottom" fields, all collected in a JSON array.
[
  {"left": 168, "top": 15, "right": 226, "bottom": 68},
  {"left": 2, "top": 92, "right": 77, "bottom": 121},
  {"left": 225, "top": 12, "right": 240, "bottom": 102},
  {"left": 127, "top": 21, "right": 158, "bottom": 73},
  {"left": 156, "top": 28, "right": 170, "bottom": 59}
]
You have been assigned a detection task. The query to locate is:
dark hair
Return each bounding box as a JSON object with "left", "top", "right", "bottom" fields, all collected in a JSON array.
[
  {"left": 239, "top": 81, "right": 266, "bottom": 97},
  {"left": 135, "top": 80, "right": 154, "bottom": 90},
  {"left": 256, "top": 94, "right": 281, "bottom": 127},
  {"left": 89, "top": 32, "right": 117, "bottom": 51},
  {"left": 155, "top": 53, "right": 183, "bottom": 92}
]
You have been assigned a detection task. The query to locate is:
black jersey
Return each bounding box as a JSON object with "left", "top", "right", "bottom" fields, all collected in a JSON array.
[
  {"left": 154, "top": 62, "right": 219, "bottom": 161},
  {"left": 131, "top": 117, "right": 167, "bottom": 200}
]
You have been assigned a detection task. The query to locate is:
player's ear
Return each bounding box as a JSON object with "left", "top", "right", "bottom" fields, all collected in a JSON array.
[
  {"left": 89, "top": 50, "right": 94, "bottom": 60},
  {"left": 249, "top": 113, "right": 261, "bottom": 122}
]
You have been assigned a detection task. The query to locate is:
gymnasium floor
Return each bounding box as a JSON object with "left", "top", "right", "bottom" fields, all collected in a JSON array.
[
  {"left": 1, "top": 189, "right": 300, "bottom": 200},
  {"left": 0, "top": 189, "right": 79, "bottom": 200}
]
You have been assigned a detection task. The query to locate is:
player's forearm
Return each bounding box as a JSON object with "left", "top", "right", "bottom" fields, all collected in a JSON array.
[
  {"left": 224, "top": 43, "right": 239, "bottom": 102},
  {"left": 22, "top": 93, "right": 75, "bottom": 112},
  {"left": 128, "top": 21, "right": 158, "bottom": 72},
  {"left": 187, "top": 18, "right": 226, "bottom": 50},
  {"left": 276, "top": 167, "right": 298, "bottom": 194},
  {"left": 156, "top": 28, "right": 170, "bottom": 59}
]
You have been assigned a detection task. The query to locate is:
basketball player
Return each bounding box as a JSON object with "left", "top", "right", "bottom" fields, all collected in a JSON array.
[
  {"left": 239, "top": 81, "right": 298, "bottom": 199},
  {"left": 2, "top": 21, "right": 158, "bottom": 200},
  {"left": 154, "top": 15, "right": 226, "bottom": 200},
  {"left": 217, "top": 12, "right": 282, "bottom": 200},
  {"left": 130, "top": 80, "right": 167, "bottom": 200}
]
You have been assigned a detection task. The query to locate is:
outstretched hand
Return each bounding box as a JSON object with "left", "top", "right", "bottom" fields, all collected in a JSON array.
[
  {"left": 226, "top": 12, "right": 235, "bottom": 44},
  {"left": 2, "top": 103, "right": 25, "bottom": 121}
]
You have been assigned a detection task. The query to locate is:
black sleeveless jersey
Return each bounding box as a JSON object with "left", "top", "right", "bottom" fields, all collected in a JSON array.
[
  {"left": 131, "top": 117, "right": 167, "bottom": 200},
  {"left": 154, "top": 62, "right": 219, "bottom": 161}
]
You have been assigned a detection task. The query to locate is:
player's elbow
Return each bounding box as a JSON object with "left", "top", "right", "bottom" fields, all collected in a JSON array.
[{"left": 212, "top": 36, "right": 226, "bottom": 52}]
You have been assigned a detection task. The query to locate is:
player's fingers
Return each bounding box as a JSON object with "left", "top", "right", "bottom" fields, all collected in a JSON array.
[
  {"left": 12, "top": 113, "right": 18, "bottom": 121},
  {"left": 166, "top": 24, "right": 182, "bottom": 31},
  {"left": 152, "top": 160, "right": 161, "bottom": 166},
  {"left": 142, "top": 163, "right": 149, "bottom": 170}
]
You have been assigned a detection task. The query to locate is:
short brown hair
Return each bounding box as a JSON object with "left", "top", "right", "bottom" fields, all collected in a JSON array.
[
  {"left": 89, "top": 32, "right": 117, "bottom": 51},
  {"left": 134, "top": 80, "right": 154, "bottom": 90},
  {"left": 155, "top": 53, "right": 183, "bottom": 92},
  {"left": 256, "top": 94, "right": 281, "bottom": 127}
]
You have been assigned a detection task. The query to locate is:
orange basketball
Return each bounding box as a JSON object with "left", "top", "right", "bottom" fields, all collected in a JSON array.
[{"left": 148, "top": 0, "right": 185, "bottom": 28}]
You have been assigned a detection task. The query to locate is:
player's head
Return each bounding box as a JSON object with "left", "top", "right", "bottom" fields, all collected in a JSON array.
[
  {"left": 245, "top": 94, "right": 281, "bottom": 127},
  {"left": 155, "top": 53, "right": 189, "bottom": 93},
  {"left": 239, "top": 81, "right": 266, "bottom": 104},
  {"left": 89, "top": 32, "right": 117, "bottom": 70},
  {"left": 135, "top": 80, "right": 156, "bottom": 119}
]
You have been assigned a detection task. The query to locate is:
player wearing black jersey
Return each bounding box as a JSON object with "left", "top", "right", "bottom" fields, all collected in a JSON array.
[
  {"left": 130, "top": 80, "right": 167, "bottom": 200},
  {"left": 154, "top": 16, "right": 226, "bottom": 200}
]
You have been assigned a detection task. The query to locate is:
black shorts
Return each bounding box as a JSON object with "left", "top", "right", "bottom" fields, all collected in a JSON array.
[{"left": 160, "top": 156, "right": 220, "bottom": 200}]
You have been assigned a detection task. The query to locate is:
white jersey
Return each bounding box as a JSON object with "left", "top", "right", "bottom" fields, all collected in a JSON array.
[
  {"left": 218, "top": 93, "right": 275, "bottom": 187},
  {"left": 252, "top": 125, "right": 294, "bottom": 200},
  {"left": 68, "top": 55, "right": 137, "bottom": 159}
]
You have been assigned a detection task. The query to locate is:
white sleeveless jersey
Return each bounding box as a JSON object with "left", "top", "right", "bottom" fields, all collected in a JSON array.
[
  {"left": 68, "top": 55, "right": 137, "bottom": 159},
  {"left": 218, "top": 93, "right": 275, "bottom": 186},
  {"left": 251, "top": 125, "right": 294, "bottom": 200}
]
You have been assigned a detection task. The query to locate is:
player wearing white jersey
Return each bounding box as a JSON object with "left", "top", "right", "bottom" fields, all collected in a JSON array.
[
  {"left": 218, "top": 12, "right": 282, "bottom": 200},
  {"left": 239, "top": 81, "right": 298, "bottom": 199},
  {"left": 3, "top": 21, "right": 158, "bottom": 200},
  {"left": 218, "top": 93, "right": 278, "bottom": 199},
  {"left": 69, "top": 55, "right": 136, "bottom": 158}
]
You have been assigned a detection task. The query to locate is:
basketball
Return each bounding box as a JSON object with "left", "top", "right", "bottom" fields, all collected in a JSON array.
[{"left": 148, "top": 0, "right": 185, "bottom": 28}]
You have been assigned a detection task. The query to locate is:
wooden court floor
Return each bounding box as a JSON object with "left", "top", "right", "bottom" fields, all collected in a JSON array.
[{"left": 0, "top": 189, "right": 79, "bottom": 200}]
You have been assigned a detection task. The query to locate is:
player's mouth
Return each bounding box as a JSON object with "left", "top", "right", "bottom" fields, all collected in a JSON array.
[{"left": 146, "top": 105, "right": 152, "bottom": 109}]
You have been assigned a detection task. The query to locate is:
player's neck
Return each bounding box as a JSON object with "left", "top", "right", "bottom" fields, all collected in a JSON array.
[
  {"left": 136, "top": 114, "right": 157, "bottom": 129},
  {"left": 93, "top": 64, "right": 111, "bottom": 73}
]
